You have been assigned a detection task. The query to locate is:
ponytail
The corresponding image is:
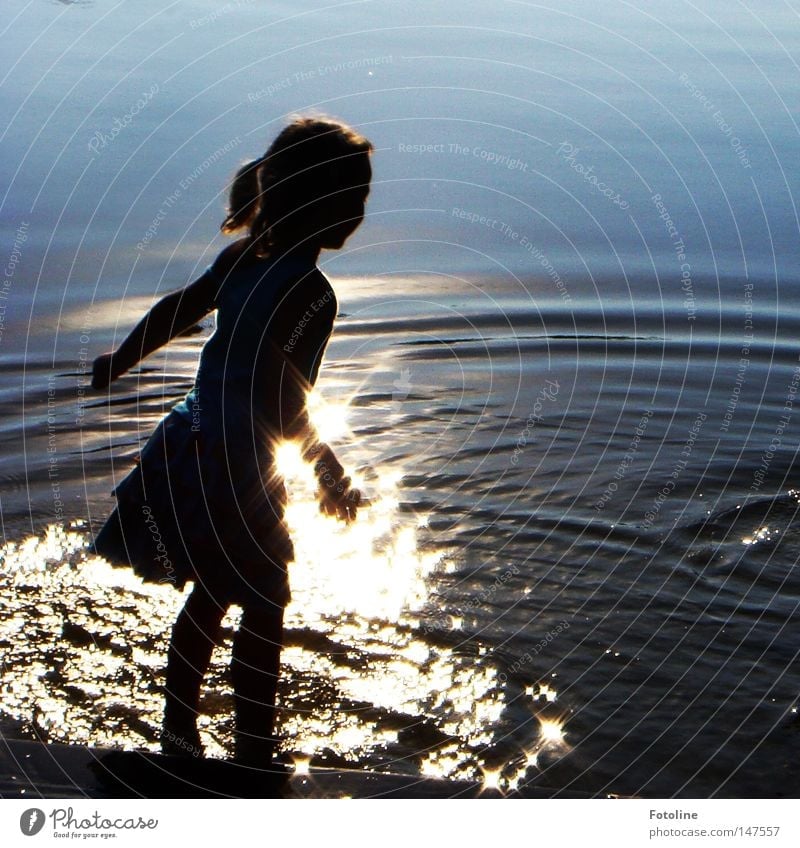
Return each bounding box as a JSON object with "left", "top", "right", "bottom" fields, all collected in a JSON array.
[{"left": 221, "top": 158, "right": 263, "bottom": 234}]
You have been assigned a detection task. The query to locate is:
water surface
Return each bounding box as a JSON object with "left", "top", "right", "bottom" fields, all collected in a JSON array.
[{"left": 1, "top": 0, "right": 799, "bottom": 797}]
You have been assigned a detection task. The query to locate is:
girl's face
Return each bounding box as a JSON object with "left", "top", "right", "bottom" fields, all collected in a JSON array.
[{"left": 316, "top": 154, "right": 371, "bottom": 249}]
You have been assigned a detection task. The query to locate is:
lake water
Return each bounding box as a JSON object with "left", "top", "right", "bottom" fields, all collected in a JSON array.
[{"left": 1, "top": 0, "right": 799, "bottom": 797}]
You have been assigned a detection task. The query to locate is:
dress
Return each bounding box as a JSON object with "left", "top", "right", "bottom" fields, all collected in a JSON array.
[{"left": 91, "top": 246, "right": 337, "bottom": 610}]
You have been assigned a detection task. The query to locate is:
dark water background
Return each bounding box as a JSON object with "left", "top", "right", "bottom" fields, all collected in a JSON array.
[{"left": 1, "top": 0, "right": 799, "bottom": 797}]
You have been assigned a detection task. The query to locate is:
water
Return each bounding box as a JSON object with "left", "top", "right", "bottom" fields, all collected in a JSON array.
[{"left": 1, "top": 0, "right": 799, "bottom": 797}]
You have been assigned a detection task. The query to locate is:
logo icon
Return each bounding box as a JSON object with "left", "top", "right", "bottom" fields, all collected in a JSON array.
[
  {"left": 20, "top": 809, "right": 45, "bottom": 836},
  {"left": 391, "top": 366, "right": 412, "bottom": 414}
]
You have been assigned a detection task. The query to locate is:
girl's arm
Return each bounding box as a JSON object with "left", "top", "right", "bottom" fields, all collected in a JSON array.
[
  {"left": 92, "top": 270, "right": 218, "bottom": 389},
  {"left": 269, "top": 275, "right": 360, "bottom": 521}
]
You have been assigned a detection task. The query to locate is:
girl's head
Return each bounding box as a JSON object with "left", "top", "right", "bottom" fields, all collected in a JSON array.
[{"left": 222, "top": 116, "right": 372, "bottom": 255}]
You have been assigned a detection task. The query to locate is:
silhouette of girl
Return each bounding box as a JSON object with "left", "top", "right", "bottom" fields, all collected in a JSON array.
[{"left": 91, "top": 116, "right": 372, "bottom": 764}]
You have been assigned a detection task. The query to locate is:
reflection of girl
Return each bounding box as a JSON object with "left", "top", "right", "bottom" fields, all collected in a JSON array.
[{"left": 91, "top": 117, "right": 372, "bottom": 764}]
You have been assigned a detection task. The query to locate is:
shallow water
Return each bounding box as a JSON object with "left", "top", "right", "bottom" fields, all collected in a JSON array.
[{"left": 2, "top": 0, "right": 800, "bottom": 797}]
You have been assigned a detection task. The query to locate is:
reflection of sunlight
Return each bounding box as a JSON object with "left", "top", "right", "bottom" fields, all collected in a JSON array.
[
  {"left": 59, "top": 296, "right": 156, "bottom": 331},
  {"left": 279, "top": 439, "right": 441, "bottom": 621},
  {"left": 539, "top": 716, "right": 566, "bottom": 745},
  {"left": 3, "top": 406, "right": 565, "bottom": 787},
  {"left": 0, "top": 522, "right": 190, "bottom": 753},
  {"left": 742, "top": 526, "right": 775, "bottom": 546},
  {"left": 490, "top": 703, "right": 570, "bottom": 792},
  {"left": 420, "top": 745, "right": 463, "bottom": 779},
  {"left": 2, "top": 517, "right": 566, "bottom": 786},
  {"left": 274, "top": 390, "right": 354, "bottom": 478},
  {"left": 307, "top": 389, "right": 352, "bottom": 443},
  {"left": 285, "top": 497, "right": 439, "bottom": 621},
  {"left": 480, "top": 766, "right": 505, "bottom": 794},
  {"left": 526, "top": 682, "right": 558, "bottom": 703},
  {"left": 276, "top": 389, "right": 438, "bottom": 620},
  {"left": 271, "top": 435, "right": 514, "bottom": 773},
  {"left": 3, "top": 512, "right": 534, "bottom": 779},
  {"left": 274, "top": 441, "right": 310, "bottom": 482},
  {"left": 524, "top": 747, "right": 540, "bottom": 769},
  {"left": 280, "top": 618, "right": 512, "bottom": 778},
  {"left": 292, "top": 753, "right": 312, "bottom": 775},
  {"left": 2, "top": 524, "right": 85, "bottom": 577}
]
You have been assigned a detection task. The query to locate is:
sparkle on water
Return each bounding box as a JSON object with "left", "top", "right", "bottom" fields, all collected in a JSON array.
[
  {"left": 742, "top": 526, "right": 776, "bottom": 546},
  {"left": 0, "top": 391, "right": 567, "bottom": 782}
]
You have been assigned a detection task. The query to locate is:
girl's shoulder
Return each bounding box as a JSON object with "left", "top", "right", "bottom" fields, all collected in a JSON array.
[
  {"left": 210, "top": 239, "right": 328, "bottom": 285},
  {"left": 209, "top": 239, "right": 335, "bottom": 311},
  {"left": 209, "top": 238, "right": 253, "bottom": 283}
]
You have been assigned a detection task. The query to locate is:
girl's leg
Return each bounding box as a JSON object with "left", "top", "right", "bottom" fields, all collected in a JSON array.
[
  {"left": 231, "top": 604, "right": 284, "bottom": 763},
  {"left": 162, "top": 583, "right": 226, "bottom": 756}
]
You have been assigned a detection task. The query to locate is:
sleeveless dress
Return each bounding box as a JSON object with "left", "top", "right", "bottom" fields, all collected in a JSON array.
[{"left": 91, "top": 248, "right": 337, "bottom": 610}]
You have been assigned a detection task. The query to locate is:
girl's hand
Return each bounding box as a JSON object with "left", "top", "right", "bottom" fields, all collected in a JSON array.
[
  {"left": 318, "top": 475, "right": 361, "bottom": 523},
  {"left": 91, "top": 352, "right": 117, "bottom": 390}
]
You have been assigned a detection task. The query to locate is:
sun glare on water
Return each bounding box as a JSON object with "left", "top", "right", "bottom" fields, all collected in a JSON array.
[
  {"left": 306, "top": 389, "right": 352, "bottom": 443},
  {"left": 538, "top": 716, "right": 566, "bottom": 745},
  {"left": 0, "top": 387, "right": 568, "bottom": 784},
  {"left": 274, "top": 390, "right": 441, "bottom": 621}
]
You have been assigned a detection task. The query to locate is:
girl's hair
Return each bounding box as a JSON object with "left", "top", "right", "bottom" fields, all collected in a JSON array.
[{"left": 222, "top": 116, "right": 372, "bottom": 254}]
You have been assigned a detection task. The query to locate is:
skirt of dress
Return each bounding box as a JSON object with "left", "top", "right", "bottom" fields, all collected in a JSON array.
[{"left": 90, "top": 409, "right": 293, "bottom": 610}]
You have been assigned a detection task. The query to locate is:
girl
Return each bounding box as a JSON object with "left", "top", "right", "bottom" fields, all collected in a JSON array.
[{"left": 91, "top": 116, "right": 372, "bottom": 765}]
